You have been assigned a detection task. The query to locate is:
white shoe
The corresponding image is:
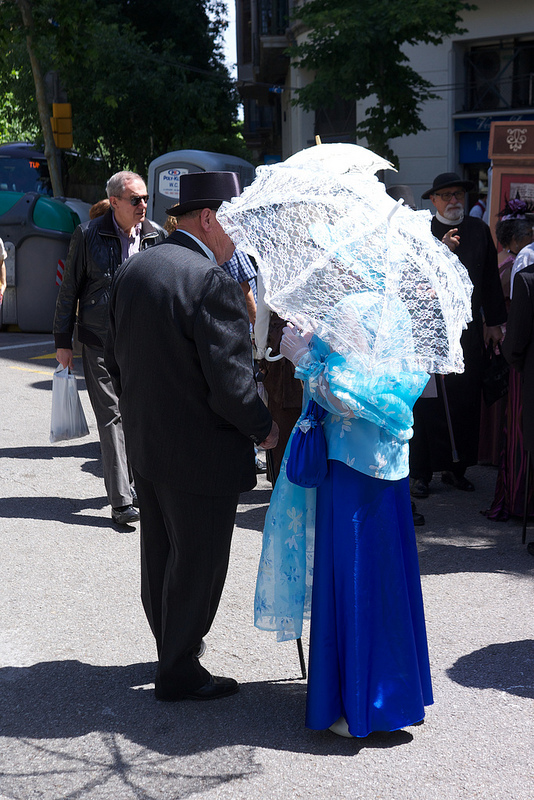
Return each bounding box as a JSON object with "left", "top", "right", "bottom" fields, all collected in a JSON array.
[{"left": 329, "top": 717, "right": 355, "bottom": 738}]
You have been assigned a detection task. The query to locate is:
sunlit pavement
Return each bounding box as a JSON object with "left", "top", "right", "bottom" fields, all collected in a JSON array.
[{"left": 1, "top": 331, "right": 533, "bottom": 800}]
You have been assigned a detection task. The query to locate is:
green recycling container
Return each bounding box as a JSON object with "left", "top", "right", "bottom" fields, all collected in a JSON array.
[{"left": 0, "top": 191, "right": 80, "bottom": 332}]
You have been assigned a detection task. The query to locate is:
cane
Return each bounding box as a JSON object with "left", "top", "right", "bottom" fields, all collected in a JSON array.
[
  {"left": 439, "top": 375, "right": 459, "bottom": 463},
  {"left": 296, "top": 637, "right": 307, "bottom": 679}
]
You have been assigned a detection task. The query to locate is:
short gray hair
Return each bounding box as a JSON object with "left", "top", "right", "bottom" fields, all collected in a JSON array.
[
  {"left": 176, "top": 208, "right": 203, "bottom": 223},
  {"left": 106, "top": 171, "right": 145, "bottom": 198}
]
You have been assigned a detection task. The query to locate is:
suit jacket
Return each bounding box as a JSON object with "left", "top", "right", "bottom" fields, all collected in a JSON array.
[
  {"left": 502, "top": 263, "right": 534, "bottom": 452},
  {"left": 105, "top": 231, "right": 272, "bottom": 496}
]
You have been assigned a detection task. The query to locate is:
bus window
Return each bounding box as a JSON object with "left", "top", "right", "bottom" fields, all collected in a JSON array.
[{"left": 0, "top": 157, "right": 52, "bottom": 195}]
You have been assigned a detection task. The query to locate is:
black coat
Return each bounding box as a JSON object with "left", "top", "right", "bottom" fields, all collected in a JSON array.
[
  {"left": 503, "top": 264, "right": 534, "bottom": 452},
  {"left": 410, "top": 216, "right": 507, "bottom": 473},
  {"left": 431, "top": 216, "right": 506, "bottom": 329},
  {"left": 54, "top": 208, "right": 166, "bottom": 349},
  {"left": 105, "top": 231, "right": 273, "bottom": 496}
]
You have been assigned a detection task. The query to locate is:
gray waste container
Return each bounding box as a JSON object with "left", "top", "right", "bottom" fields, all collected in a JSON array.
[
  {"left": 147, "top": 149, "right": 255, "bottom": 226},
  {"left": 0, "top": 191, "right": 79, "bottom": 332}
]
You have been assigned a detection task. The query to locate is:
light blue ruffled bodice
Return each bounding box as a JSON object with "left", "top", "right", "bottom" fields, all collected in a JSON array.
[{"left": 295, "top": 336, "right": 427, "bottom": 480}]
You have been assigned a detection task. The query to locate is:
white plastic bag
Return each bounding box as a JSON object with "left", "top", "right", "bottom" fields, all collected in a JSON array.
[{"left": 50, "top": 365, "right": 90, "bottom": 443}]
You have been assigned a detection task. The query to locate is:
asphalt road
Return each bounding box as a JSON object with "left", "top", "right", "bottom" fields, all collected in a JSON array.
[{"left": 1, "top": 331, "right": 533, "bottom": 800}]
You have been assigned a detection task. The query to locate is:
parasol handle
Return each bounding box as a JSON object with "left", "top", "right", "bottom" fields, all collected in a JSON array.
[
  {"left": 387, "top": 198, "right": 404, "bottom": 222},
  {"left": 265, "top": 347, "right": 284, "bottom": 362}
]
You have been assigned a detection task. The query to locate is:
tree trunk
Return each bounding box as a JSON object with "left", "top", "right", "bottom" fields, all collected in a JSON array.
[{"left": 15, "top": 0, "right": 64, "bottom": 197}]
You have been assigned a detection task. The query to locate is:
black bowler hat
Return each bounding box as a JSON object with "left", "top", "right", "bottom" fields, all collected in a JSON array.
[
  {"left": 421, "top": 172, "right": 475, "bottom": 200},
  {"left": 165, "top": 171, "right": 241, "bottom": 216},
  {"left": 387, "top": 184, "right": 416, "bottom": 210}
]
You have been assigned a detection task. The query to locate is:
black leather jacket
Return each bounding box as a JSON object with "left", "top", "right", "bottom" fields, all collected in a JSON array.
[{"left": 53, "top": 208, "right": 166, "bottom": 349}]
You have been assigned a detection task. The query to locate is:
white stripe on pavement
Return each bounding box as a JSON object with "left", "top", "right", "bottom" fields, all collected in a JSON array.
[{"left": 0, "top": 339, "right": 54, "bottom": 351}]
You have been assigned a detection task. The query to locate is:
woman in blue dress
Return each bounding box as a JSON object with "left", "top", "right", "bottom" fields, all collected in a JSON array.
[{"left": 254, "top": 314, "right": 434, "bottom": 738}]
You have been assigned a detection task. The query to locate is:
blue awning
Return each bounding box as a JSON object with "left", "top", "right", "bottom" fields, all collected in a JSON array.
[{"left": 459, "top": 131, "right": 490, "bottom": 163}]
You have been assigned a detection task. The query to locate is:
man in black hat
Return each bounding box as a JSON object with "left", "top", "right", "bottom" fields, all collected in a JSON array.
[
  {"left": 409, "top": 172, "right": 507, "bottom": 498},
  {"left": 105, "top": 171, "right": 278, "bottom": 701}
]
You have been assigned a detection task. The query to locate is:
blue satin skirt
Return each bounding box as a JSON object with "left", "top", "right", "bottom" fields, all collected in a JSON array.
[{"left": 305, "top": 461, "right": 433, "bottom": 737}]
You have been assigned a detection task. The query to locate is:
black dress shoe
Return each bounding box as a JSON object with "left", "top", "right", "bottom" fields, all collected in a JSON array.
[
  {"left": 111, "top": 505, "right": 140, "bottom": 525},
  {"left": 155, "top": 675, "right": 239, "bottom": 702},
  {"left": 410, "top": 478, "right": 429, "bottom": 498},
  {"left": 411, "top": 502, "right": 425, "bottom": 526},
  {"left": 441, "top": 471, "right": 474, "bottom": 492}
]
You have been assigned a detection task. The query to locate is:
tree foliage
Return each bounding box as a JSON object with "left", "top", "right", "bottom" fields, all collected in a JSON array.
[
  {"left": 290, "top": 0, "right": 476, "bottom": 164},
  {"left": 0, "top": 0, "right": 249, "bottom": 175},
  {"left": 0, "top": 70, "right": 39, "bottom": 142}
]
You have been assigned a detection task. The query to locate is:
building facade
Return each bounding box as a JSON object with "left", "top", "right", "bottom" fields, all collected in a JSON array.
[{"left": 235, "top": 1, "right": 534, "bottom": 210}]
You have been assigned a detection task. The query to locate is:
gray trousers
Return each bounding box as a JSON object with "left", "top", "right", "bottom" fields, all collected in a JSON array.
[{"left": 82, "top": 344, "right": 132, "bottom": 508}]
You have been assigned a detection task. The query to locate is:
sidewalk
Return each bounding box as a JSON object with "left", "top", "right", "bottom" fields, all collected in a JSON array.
[{"left": 0, "top": 332, "right": 533, "bottom": 800}]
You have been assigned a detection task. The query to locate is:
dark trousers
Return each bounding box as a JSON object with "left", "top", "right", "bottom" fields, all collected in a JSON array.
[
  {"left": 82, "top": 344, "right": 133, "bottom": 507},
  {"left": 133, "top": 468, "right": 239, "bottom": 696}
]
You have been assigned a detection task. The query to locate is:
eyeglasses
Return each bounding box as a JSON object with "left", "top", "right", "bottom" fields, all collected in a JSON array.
[
  {"left": 123, "top": 194, "right": 149, "bottom": 206},
  {"left": 435, "top": 190, "right": 465, "bottom": 202}
]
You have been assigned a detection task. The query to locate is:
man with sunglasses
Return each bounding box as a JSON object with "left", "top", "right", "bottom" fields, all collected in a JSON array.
[
  {"left": 409, "top": 172, "right": 506, "bottom": 499},
  {"left": 53, "top": 171, "right": 165, "bottom": 525}
]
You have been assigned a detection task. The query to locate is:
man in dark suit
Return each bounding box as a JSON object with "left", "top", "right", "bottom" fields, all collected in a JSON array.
[{"left": 105, "top": 172, "right": 278, "bottom": 701}]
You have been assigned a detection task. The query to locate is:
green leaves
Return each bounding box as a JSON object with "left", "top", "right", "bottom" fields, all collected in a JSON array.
[
  {"left": 0, "top": 0, "right": 248, "bottom": 175},
  {"left": 290, "top": 0, "right": 476, "bottom": 160}
]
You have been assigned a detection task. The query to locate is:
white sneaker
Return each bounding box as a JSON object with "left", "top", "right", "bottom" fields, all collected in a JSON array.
[{"left": 329, "top": 717, "right": 355, "bottom": 738}]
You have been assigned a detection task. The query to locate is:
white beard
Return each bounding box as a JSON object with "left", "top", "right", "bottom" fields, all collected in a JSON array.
[{"left": 435, "top": 207, "right": 464, "bottom": 224}]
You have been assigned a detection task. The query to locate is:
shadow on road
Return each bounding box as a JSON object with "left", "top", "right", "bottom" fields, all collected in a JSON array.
[
  {"left": 30, "top": 377, "right": 88, "bottom": 392},
  {"left": 1, "top": 441, "right": 102, "bottom": 480},
  {"left": 447, "top": 639, "right": 534, "bottom": 698},
  {"left": 0, "top": 495, "right": 118, "bottom": 529},
  {"left": 1, "top": 441, "right": 99, "bottom": 462},
  {"left": 0, "top": 659, "right": 413, "bottom": 759}
]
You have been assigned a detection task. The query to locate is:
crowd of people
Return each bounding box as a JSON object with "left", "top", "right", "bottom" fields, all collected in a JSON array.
[
  {"left": 405, "top": 177, "right": 534, "bottom": 560},
  {"left": 49, "top": 161, "right": 534, "bottom": 738}
]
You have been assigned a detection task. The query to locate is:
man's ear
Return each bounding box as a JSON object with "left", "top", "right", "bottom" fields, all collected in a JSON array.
[{"left": 199, "top": 208, "right": 213, "bottom": 230}]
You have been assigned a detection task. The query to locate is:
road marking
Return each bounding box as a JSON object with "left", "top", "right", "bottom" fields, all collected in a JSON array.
[
  {"left": 31, "top": 352, "right": 82, "bottom": 360},
  {"left": 0, "top": 339, "right": 54, "bottom": 352},
  {"left": 9, "top": 366, "right": 55, "bottom": 375}
]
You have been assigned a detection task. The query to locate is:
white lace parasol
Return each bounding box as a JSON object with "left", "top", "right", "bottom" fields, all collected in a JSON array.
[{"left": 218, "top": 143, "right": 473, "bottom": 376}]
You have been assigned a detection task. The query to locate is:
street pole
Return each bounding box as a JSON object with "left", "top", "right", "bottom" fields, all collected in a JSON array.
[{"left": 16, "top": 0, "right": 64, "bottom": 198}]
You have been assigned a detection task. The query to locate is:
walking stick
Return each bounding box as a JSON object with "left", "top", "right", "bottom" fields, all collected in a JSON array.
[
  {"left": 439, "top": 374, "right": 459, "bottom": 463},
  {"left": 297, "top": 637, "right": 307, "bottom": 679}
]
